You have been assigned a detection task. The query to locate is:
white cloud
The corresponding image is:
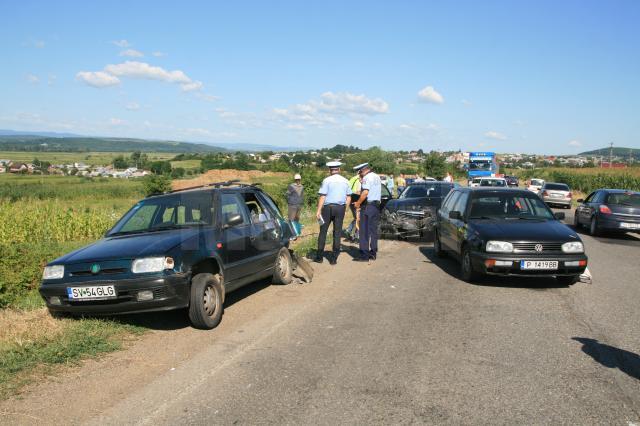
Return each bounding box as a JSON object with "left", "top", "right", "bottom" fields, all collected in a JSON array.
[
  {"left": 461, "top": 99, "right": 472, "bottom": 106},
  {"left": 568, "top": 140, "right": 582, "bottom": 147},
  {"left": 272, "top": 91, "right": 388, "bottom": 129},
  {"left": 78, "top": 61, "right": 204, "bottom": 92},
  {"left": 285, "top": 124, "right": 305, "bottom": 130},
  {"left": 152, "top": 51, "right": 166, "bottom": 57},
  {"left": 418, "top": 86, "right": 444, "bottom": 104},
  {"left": 112, "top": 39, "right": 130, "bottom": 48},
  {"left": 47, "top": 74, "right": 57, "bottom": 86},
  {"left": 484, "top": 130, "right": 507, "bottom": 141},
  {"left": 125, "top": 102, "right": 140, "bottom": 111},
  {"left": 76, "top": 71, "right": 121, "bottom": 88},
  {"left": 353, "top": 121, "right": 365, "bottom": 129},
  {"left": 109, "top": 118, "right": 125, "bottom": 126},
  {"left": 119, "top": 49, "right": 144, "bottom": 58},
  {"left": 26, "top": 74, "right": 39, "bottom": 84}
]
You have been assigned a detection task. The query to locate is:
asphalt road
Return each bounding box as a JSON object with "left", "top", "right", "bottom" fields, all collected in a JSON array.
[{"left": 2, "top": 210, "right": 639, "bottom": 425}]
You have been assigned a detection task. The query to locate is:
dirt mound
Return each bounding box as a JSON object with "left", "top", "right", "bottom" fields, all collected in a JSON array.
[{"left": 172, "top": 169, "right": 289, "bottom": 190}]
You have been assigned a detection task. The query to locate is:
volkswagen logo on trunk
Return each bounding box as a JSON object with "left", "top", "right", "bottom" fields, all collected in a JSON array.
[
  {"left": 91, "top": 264, "right": 101, "bottom": 274},
  {"left": 534, "top": 244, "right": 543, "bottom": 252}
]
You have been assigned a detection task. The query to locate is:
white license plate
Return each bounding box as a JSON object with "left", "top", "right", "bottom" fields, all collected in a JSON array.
[
  {"left": 520, "top": 260, "right": 558, "bottom": 270},
  {"left": 67, "top": 285, "right": 116, "bottom": 300},
  {"left": 621, "top": 222, "right": 640, "bottom": 229}
]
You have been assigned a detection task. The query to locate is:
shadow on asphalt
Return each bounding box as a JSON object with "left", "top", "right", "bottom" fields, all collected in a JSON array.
[
  {"left": 573, "top": 225, "right": 640, "bottom": 246},
  {"left": 418, "top": 245, "right": 571, "bottom": 290},
  {"left": 106, "top": 278, "right": 274, "bottom": 331},
  {"left": 573, "top": 337, "right": 640, "bottom": 381}
]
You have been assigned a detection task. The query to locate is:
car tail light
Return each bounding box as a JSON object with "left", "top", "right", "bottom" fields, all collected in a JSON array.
[
  {"left": 542, "top": 191, "right": 549, "bottom": 196},
  {"left": 568, "top": 192, "right": 572, "bottom": 198},
  {"left": 599, "top": 205, "right": 612, "bottom": 214}
]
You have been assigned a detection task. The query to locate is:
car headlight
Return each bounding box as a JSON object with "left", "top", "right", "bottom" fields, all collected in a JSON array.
[
  {"left": 485, "top": 241, "right": 514, "bottom": 253},
  {"left": 131, "top": 257, "right": 175, "bottom": 273},
  {"left": 561, "top": 242, "right": 584, "bottom": 253},
  {"left": 42, "top": 265, "right": 65, "bottom": 280}
]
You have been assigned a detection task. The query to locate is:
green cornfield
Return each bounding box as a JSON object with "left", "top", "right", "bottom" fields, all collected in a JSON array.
[{"left": 513, "top": 168, "right": 640, "bottom": 194}]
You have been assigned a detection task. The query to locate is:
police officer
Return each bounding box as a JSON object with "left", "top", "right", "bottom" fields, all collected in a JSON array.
[
  {"left": 353, "top": 163, "right": 382, "bottom": 262},
  {"left": 315, "top": 161, "right": 352, "bottom": 265}
]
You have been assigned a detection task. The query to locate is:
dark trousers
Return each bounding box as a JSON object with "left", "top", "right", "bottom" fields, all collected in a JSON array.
[
  {"left": 317, "top": 204, "right": 346, "bottom": 255},
  {"left": 359, "top": 203, "right": 380, "bottom": 258}
]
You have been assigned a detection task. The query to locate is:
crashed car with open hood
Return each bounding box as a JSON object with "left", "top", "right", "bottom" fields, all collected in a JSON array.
[{"left": 381, "top": 182, "right": 458, "bottom": 238}]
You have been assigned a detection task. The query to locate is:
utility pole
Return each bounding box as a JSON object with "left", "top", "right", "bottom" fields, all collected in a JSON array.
[{"left": 609, "top": 142, "right": 614, "bottom": 168}]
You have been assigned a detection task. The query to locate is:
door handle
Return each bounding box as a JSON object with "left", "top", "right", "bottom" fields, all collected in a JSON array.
[{"left": 249, "top": 235, "right": 256, "bottom": 242}]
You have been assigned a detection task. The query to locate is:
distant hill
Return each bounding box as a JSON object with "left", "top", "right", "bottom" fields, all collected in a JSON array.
[
  {"left": 0, "top": 129, "right": 83, "bottom": 138},
  {"left": 580, "top": 147, "right": 640, "bottom": 160},
  {"left": 0, "top": 135, "right": 228, "bottom": 154}
]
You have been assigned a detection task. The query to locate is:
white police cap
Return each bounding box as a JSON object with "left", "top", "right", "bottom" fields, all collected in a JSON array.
[
  {"left": 353, "top": 162, "right": 369, "bottom": 171},
  {"left": 326, "top": 161, "right": 342, "bottom": 168}
]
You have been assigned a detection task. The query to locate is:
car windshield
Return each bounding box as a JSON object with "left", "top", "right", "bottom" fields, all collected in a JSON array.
[
  {"left": 472, "top": 178, "right": 482, "bottom": 184},
  {"left": 544, "top": 183, "right": 569, "bottom": 191},
  {"left": 469, "top": 193, "right": 555, "bottom": 220},
  {"left": 606, "top": 193, "right": 640, "bottom": 207},
  {"left": 530, "top": 179, "right": 544, "bottom": 186},
  {"left": 399, "top": 185, "right": 446, "bottom": 199},
  {"left": 108, "top": 193, "right": 215, "bottom": 235},
  {"left": 469, "top": 161, "right": 492, "bottom": 170},
  {"left": 480, "top": 179, "right": 506, "bottom": 187}
]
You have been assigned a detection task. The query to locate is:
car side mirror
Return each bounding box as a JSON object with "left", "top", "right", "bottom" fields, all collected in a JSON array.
[
  {"left": 554, "top": 212, "right": 565, "bottom": 220},
  {"left": 449, "top": 211, "right": 462, "bottom": 220},
  {"left": 224, "top": 213, "right": 243, "bottom": 228},
  {"left": 576, "top": 199, "right": 584, "bottom": 203}
]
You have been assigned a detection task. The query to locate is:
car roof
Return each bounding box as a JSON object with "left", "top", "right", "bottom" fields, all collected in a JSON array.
[
  {"left": 408, "top": 181, "right": 452, "bottom": 185},
  {"left": 601, "top": 189, "right": 640, "bottom": 194},
  {"left": 457, "top": 187, "right": 532, "bottom": 195},
  {"left": 144, "top": 182, "right": 261, "bottom": 201}
]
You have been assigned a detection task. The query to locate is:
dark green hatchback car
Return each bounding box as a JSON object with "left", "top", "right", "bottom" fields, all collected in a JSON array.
[{"left": 39, "top": 183, "right": 296, "bottom": 329}]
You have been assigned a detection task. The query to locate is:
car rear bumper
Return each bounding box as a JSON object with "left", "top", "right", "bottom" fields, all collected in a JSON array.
[
  {"left": 598, "top": 215, "right": 640, "bottom": 232},
  {"left": 543, "top": 196, "right": 572, "bottom": 206},
  {"left": 471, "top": 252, "right": 588, "bottom": 277},
  {"left": 39, "top": 273, "right": 190, "bottom": 315}
]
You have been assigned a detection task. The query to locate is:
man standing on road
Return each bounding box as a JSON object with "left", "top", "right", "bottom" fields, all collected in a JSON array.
[
  {"left": 387, "top": 173, "right": 395, "bottom": 197},
  {"left": 396, "top": 173, "right": 406, "bottom": 195},
  {"left": 353, "top": 163, "right": 382, "bottom": 262},
  {"left": 346, "top": 172, "right": 362, "bottom": 242},
  {"left": 286, "top": 173, "right": 304, "bottom": 222},
  {"left": 443, "top": 172, "right": 453, "bottom": 183},
  {"left": 315, "top": 162, "right": 352, "bottom": 265}
]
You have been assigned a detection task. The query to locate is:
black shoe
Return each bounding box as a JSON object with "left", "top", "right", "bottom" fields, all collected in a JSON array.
[
  {"left": 313, "top": 255, "right": 323, "bottom": 263},
  {"left": 352, "top": 257, "right": 369, "bottom": 262},
  {"left": 370, "top": 254, "right": 377, "bottom": 261},
  {"left": 329, "top": 256, "right": 337, "bottom": 265}
]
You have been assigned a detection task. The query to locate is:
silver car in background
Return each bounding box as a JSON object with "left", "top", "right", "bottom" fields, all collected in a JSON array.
[{"left": 540, "top": 182, "right": 572, "bottom": 209}]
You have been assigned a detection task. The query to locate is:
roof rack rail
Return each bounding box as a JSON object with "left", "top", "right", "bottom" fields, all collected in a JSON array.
[{"left": 166, "top": 179, "right": 246, "bottom": 193}]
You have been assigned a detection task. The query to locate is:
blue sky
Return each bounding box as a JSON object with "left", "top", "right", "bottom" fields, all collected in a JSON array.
[{"left": 1, "top": 0, "right": 639, "bottom": 154}]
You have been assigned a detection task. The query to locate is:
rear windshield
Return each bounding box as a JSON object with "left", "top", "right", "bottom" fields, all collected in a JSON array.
[
  {"left": 606, "top": 193, "right": 640, "bottom": 207},
  {"left": 109, "top": 193, "right": 214, "bottom": 236},
  {"left": 480, "top": 179, "right": 506, "bottom": 187},
  {"left": 544, "top": 183, "right": 569, "bottom": 191},
  {"left": 399, "top": 184, "right": 451, "bottom": 199},
  {"left": 530, "top": 179, "right": 544, "bottom": 186},
  {"left": 472, "top": 178, "right": 482, "bottom": 183}
]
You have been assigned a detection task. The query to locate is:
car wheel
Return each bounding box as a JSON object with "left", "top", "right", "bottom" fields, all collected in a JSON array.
[
  {"left": 188, "top": 273, "right": 224, "bottom": 330},
  {"left": 273, "top": 248, "right": 293, "bottom": 285},
  {"left": 589, "top": 216, "right": 601, "bottom": 237},
  {"left": 556, "top": 275, "right": 578, "bottom": 286},
  {"left": 460, "top": 246, "right": 479, "bottom": 282},
  {"left": 573, "top": 211, "right": 581, "bottom": 229},
  {"left": 434, "top": 230, "right": 445, "bottom": 258}
]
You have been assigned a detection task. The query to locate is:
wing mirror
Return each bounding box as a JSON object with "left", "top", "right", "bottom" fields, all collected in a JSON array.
[
  {"left": 224, "top": 213, "right": 244, "bottom": 228},
  {"left": 554, "top": 212, "right": 565, "bottom": 220},
  {"left": 449, "top": 211, "right": 462, "bottom": 220},
  {"left": 576, "top": 198, "right": 584, "bottom": 203}
]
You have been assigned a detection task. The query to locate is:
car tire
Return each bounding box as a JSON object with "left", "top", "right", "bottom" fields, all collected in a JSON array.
[
  {"left": 573, "top": 211, "right": 581, "bottom": 229},
  {"left": 273, "top": 248, "right": 293, "bottom": 285},
  {"left": 460, "top": 246, "right": 479, "bottom": 282},
  {"left": 589, "top": 216, "right": 601, "bottom": 237},
  {"left": 434, "top": 230, "right": 445, "bottom": 258},
  {"left": 556, "top": 275, "right": 578, "bottom": 286},
  {"left": 188, "top": 273, "right": 224, "bottom": 330}
]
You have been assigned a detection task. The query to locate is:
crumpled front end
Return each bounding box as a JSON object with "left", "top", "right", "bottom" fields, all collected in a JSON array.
[{"left": 380, "top": 206, "right": 437, "bottom": 237}]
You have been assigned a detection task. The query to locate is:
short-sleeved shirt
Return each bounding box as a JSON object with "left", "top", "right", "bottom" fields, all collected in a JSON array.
[
  {"left": 361, "top": 171, "right": 382, "bottom": 202},
  {"left": 348, "top": 175, "right": 361, "bottom": 193},
  {"left": 318, "top": 174, "right": 352, "bottom": 205}
]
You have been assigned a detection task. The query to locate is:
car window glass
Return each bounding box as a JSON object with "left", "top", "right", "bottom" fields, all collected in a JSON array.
[
  {"left": 591, "top": 192, "right": 603, "bottom": 203},
  {"left": 381, "top": 184, "right": 391, "bottom": 198},
  {"left": 240, "top": 192, "right": 272, "bottom": 224},
  {"left": 607, "top": 192, "right": 640, "bottom": 206},
  {"left": 584, "top": 192, "right": 596, "bottom": 203},
  {"left": 452, "top": 192, "right": 469, "bottom": 214},
  {"left": 119, "top": 204, "right": 157, "bottom": 232},
  {"left": 469, "top": 194, "right": 553, "bottom": 219},
  {"left": 257, "top": 192, "right": 284, "bottom": 219},
  {"left": 442, "top": 191, "right": 460, "bottom": 214},
  {"left": 221, "top": 193, "right": 250, "bottom": 225}
]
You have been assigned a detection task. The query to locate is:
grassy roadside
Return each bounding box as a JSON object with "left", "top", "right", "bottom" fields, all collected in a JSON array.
[{"left": 0, "top": 309, "right": 145, "bottom": 399}]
